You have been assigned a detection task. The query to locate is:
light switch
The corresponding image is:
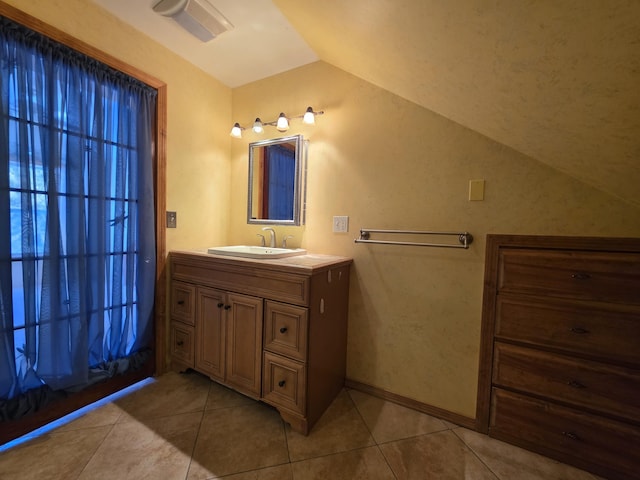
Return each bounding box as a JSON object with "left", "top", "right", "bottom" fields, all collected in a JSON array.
[
  {"left": 166, "top": 211, "right": 177, "bottom": 228},
  {"left": 469, "top": 179, "right": 485, "bottom": 201}
]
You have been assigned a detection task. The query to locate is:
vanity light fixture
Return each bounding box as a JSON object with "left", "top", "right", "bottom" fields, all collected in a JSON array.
[
  {"left": 230, "top": 122, "right": 244, "bottom": 138},
  {"left": 276, "top": 113, "right": 289, "bottom": 132},
  {"left": 229, "top": 106, "right": 324, "bottom": 138},
  {"left": 252, "top": 118, "right": 264, "bottom": 134}
]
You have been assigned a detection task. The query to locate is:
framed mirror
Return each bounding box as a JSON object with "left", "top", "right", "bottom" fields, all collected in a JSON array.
[{"left": 247, "top": 135, "right": 306, "bottom": 225}]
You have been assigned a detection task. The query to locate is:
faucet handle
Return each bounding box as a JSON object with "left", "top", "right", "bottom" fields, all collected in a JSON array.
[
  {"left": 282, "top": 235, "right": 294, "bottom": 248},
  {"left": 256, "top": 234, "right": 266, "bottom": 246}
]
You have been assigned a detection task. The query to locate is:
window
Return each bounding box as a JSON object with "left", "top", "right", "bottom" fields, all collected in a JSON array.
[{"left": 1, "top": 15, "right": 157, "bottom": 407}]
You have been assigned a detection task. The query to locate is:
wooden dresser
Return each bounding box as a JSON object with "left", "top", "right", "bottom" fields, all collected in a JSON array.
[{"left": 476, "top": 235, "right": 640, "bottom": 480}]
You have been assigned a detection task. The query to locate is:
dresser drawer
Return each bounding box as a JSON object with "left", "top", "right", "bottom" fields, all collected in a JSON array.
[
  {"left": 262, "top": 352, "right": 306, "bottom": 415},
  {"left": 496, "top": 295, "right": 640, "bottom": 365},
  {"left": 170, "top": 281, "right": 196, "bottom": 325},
  {"left": 264, "top": 301, "right": 308, "bottom": 361},
  {"left": 498, "top": 249, "right": 640, "bottom": 304},
  {"left": 490, "top": 388, "right": 640, "bottom": 480},
  {"left": 493, "top": 342, "right": 640, "bottom": 422},
  {"left": 170, "top": 321, "right": 194, "bottom": 367}
]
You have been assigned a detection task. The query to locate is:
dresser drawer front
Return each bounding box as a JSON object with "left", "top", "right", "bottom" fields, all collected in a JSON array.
[
  {"left": 496, "top": 295, "right": 640, "bottom": 364},
  {"left": 264, "top": 301, "right": 308, "bottom": 361},
  {"left": 490, "top": 388, "right": 640, "bottom": 479},
  {"left": 493, "top": 342, "right": 640, "bottom": 421},
  {"left": 170, "top": 321, "right": 194, "bottom": 367},
  {"left": 498, "top": 249, "right": 640, "bottom": 304},
  {"left": 262, "top": 352, "right": 306, "bottom": 415},
  {"left": 171, "top": 281, "right": 196, "bottom": 325}
]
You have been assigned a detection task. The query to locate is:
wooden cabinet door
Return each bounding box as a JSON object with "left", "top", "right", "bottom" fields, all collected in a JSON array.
[
  {"left": 195, "top": 287, "right": 225, "bottom": 382},
  {"left": 225, "top": 292, "right": 263, "bottom": 397}
]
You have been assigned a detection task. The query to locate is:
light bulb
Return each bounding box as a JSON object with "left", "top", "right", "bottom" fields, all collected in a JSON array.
[
  {"left": 276, "top": 113, "right": 289, "bottom": 131},
  {"left": 230, "top": 123, "right": 242, "bottom": 138},
  {"left": 252, "top": 118, "right": 263, "bottom": 133},
  {"left": 303, "top": 106, "right": 315, "bottom": 125}
]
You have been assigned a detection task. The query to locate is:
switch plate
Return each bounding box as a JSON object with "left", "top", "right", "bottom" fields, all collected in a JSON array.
[
  {"left": 166, "top": 211, "right": 177, "bottom": 228},
  {"left": 469, "top": 179, "right": 485, "bottom": 201},
  {"left": 333, "top": 216, "right": 349, "bottom": 233}
]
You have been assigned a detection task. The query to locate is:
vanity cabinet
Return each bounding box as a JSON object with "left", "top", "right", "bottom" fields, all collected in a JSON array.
[
  {"left": 169, "top": 250, "right": 352, "bottom": 434},
  {"left": 477, "top": 235, "right": 640, "bottom": 480}
]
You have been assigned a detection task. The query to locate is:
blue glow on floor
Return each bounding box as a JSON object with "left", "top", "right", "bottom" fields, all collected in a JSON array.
[{"left": 0, "top": 377, "right": 156, "bottom": 453}]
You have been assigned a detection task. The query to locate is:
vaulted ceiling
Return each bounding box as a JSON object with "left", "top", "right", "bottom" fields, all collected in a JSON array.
[{"left": 97, "top": 0, "right": 640, "bottom": 207}]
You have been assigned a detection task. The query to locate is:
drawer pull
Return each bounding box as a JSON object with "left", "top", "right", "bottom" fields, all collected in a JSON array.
[
  {"left": 279, "top": 327, "right": 288, "bottom": 334},
  {"left": 567, "top": 380, "right": 586, "bottom": 389},
  {"left": 217, "top": 302, "right": 224, "bottom": 308},
  {"left": 569, "top": 326, "right": 589, "bottom": 334},
  {"left": 571, "top": 272, "right": 591, "bottom": 280},
  {"left": 224, "top": 305, "right": 231, "bottom": 310},
  {"left": 278, "top": 380, "right": 286, "bottom": 387},
  {"left": 177, "top": 340, "right": 184, "bottom": 346},
  {"left": 562, "top": 431, "right": 579, "bottom": 441},
  {"left": 177, "top": 300, "right": 185, "bottom": 305}
]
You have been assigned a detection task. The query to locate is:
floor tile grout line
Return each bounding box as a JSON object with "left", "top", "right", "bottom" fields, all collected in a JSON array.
[
  {"left": 451, "top": 427, "right": 501, "bottom": 480},
  {"left": 72, "top": 417, "right": 119, "bottom": 480},
  {"left": 185, "top": 382, "right": 212, "bottom": 480}
]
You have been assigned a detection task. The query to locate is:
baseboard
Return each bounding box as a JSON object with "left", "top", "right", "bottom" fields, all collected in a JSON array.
[{"left": 345, "top": 378, "right": 477, "bottom": 430}]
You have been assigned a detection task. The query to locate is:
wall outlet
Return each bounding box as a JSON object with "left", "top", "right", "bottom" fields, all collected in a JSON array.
[
  {"left": 166, "top": 211, "right": 177, "bottom": 228},
  {"left": 333, "top": 215, "right": 349, "bottom": 233}
]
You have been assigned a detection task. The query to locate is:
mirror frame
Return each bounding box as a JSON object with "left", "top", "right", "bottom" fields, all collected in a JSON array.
[{"left": 247, "top": 134, "right": 306, "bottom": 226}]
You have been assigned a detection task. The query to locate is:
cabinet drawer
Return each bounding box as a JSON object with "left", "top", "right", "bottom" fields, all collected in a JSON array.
[
  {"left": 264, "top": 301, "right": 308, "bottom": 361},
  {"left": 171, "top": 281, "right": 196, "bottom": 325},
  {"left": 262, "top": 352, "right": 306, "bottom": 415},
  {"left": 498, "top": 249, "right": 640, "bottom": 304},
  {"left": 170, "top": 321, "right": 194, "bottom": 367},
  {"left": 496, "top": 295, "right": 640, "bottom": 365},
  {"left": 490, "top": 388, "right": 640, "bottom": 480},
  {"left": 493, "top": 342, "right": 640, "bottom": 422}
]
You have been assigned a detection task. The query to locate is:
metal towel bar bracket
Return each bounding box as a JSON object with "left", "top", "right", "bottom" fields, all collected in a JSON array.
[{"left": 355, "top": 228, "right": 473, "bottom": 249}]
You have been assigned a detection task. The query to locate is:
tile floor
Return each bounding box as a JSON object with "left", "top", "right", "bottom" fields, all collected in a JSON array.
[{"left": 0, "top": 371, "right": 605, "bottom": 479}]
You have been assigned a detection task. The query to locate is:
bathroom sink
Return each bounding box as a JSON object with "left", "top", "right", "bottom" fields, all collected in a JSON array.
[{"left": 207, "top": 245, "right": 307, "bottom": 259}]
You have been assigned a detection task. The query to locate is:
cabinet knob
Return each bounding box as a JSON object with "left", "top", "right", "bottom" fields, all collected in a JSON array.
[
  {"left": 569, "top": 326, "right": 589, "bottom": 334},
  {"left": 562, "top": 431, "right": 579, "bottom": 441},
  {"left": 571, "top": 272, "right": 591, "bottom": 280},
  {"left": 279, "top": 326, "right": 288, "bottom": 334},
  {"left": 224, "top": 305, "right": 231, "bottom": 310},
  {"left": 217, "top": 302, "right": 224, "bottom": 308},
  {"left": 177, "top": 340, "right": 184, "bottom": 346},
  {"left": 177, "top": 300, "right": 185, "bottom": 305},
  {"left": 278, "top": 380, "right": 286, "bottom": 387},
  {"left": 567, "top": 380, "right": 586, "bottom": 389}
]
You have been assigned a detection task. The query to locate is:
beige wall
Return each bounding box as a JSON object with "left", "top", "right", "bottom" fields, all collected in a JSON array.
[
  {"left": 5, "top": 0, "right": 234, "bottom": 253},
  {"left": 230, "top": 61, "right": 640, "bottom": 418},
  {"left": 8, "top": 0, "right": 640, "bottom": 420}
]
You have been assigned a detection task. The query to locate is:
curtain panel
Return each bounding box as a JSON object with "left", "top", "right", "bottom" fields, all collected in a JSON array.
[{"left": 0, "top": 16, "right": 156, "bottom": 407}]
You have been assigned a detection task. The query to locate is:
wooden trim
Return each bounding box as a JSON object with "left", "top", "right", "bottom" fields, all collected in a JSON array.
[
  {"left": 475, "top": 234, "right": 640, "bottom": 433},
  {"left": 0, "top": 362, "right": 153, "bottom": 445},
  {"left": 345, "top": 378, "right": 476, "bottom": 430},
  {"left": 0, "top": 0, "right": 168, "bottom": 433}
]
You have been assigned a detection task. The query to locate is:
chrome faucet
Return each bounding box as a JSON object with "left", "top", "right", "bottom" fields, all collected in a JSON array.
[{"left": 262, "top": 227, "right": 276, "bottom": 247}]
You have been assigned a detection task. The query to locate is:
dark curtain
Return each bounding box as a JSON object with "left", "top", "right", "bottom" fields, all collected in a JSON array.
[{"left": 0, "top": 16, "right": 156, "bottom": 407}]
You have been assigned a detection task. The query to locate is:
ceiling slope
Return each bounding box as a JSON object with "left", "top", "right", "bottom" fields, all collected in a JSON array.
[{"left": 274, "top": 0, "right": 640, "bottom": 207}]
